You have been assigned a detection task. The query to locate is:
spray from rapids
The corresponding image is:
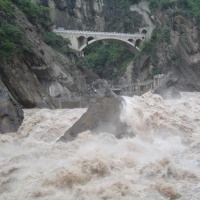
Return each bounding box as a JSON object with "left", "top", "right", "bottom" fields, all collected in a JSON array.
[{"left": 0, "top": 92, "right": 200, "bottom": 200}]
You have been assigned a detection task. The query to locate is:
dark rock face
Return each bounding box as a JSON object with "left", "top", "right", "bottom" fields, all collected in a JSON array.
[
  {"left": 0, "top": 9, "right": 92, "bottom": 109},
  {"left": 0, "top": 57, "right": 55, "bottom": 109},
  {"left": 48, "top": 0, "right": 143, "bottom": 33},
  {"left": 0, "top": 80, "right": 24, "bottom": 133},
  {"left": 58, "top": 89, "right": 130, "bottom": 142}
]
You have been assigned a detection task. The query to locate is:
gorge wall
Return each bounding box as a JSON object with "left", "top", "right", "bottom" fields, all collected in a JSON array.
[
  {"left": 40, "top": 0, "right": 144, "bottom": 33},
  {"left": 1, "top": 0, "right": 200, "bottom": 133},
  {"left": 0, "top": 0, "right": 97, "bottom": 133},
  {"left": 46, "top": 0, "right": 200, "bottom": 91},
  {"left": 132, "top": 1, "right": 200, "bottom": 91}
]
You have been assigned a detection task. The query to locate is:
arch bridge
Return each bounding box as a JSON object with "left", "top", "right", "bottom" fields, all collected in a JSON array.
[{"left": 53, "top": 29, "right": 147, "bottom": 54}]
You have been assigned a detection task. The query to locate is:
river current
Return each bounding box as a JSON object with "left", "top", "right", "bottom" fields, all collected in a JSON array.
[{"left": 0, "top": 92, "right": 200, "bottom": 199}]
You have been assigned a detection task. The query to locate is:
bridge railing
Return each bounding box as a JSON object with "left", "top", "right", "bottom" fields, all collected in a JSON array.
[{"left": 53, "top": 29, "right": 144, "bottom": 38}]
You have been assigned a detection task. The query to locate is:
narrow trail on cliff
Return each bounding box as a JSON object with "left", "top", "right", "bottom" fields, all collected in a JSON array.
[{"left": 130, "top": 1, "right": 155, "bottom": 38}]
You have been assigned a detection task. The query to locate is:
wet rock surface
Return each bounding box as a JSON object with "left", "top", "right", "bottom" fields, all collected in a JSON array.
[
  {"left": 58, "top": 89, "right": 130, "bottom": 142},
  {"left": 0, "top": 79, "right": 24, "bottom": 133}
]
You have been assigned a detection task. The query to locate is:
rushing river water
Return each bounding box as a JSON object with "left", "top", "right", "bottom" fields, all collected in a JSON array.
[{"left": 0, "top": 92, "right": 200, "bottom": 200}]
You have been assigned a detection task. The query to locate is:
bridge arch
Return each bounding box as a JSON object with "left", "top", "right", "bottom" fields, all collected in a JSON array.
[
  {"left": 141, "top": 28, "right": 147, "bottom": 34},
  {"left": 79, "top": 37, "right": 140, "bottom": 53},
  {"left": 128, "top": 38, "right": 134, "bottom": 43},
  {"left": 78, "top": 36, "right": 86, "bottom": 48},
  {"left": 53, "top": 29, "right": 146, "bottom": 53},
  {"left": 135, "top": 39, "right": 143, "bottom": 48},
  {"left": 87, "top": 36, "right": 95, "bottom": 43}
]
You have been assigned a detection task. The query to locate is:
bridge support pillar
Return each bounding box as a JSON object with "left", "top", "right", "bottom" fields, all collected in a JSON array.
[{"left": 76, "top": 51, "right": 84, "bottom": 58}]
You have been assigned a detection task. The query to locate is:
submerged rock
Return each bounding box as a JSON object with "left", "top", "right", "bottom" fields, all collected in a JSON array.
[
  {"left": 153, "top": 73, "right": 181, "bottom": 99},
  {"left": 58, "top": 89, "right": 130, "bottom": 142},
  {"left": 154, "top": 86, "right": 181, "bottom": 100},
  {"left": 0, "top": 80, "right": 24, "bottom": 133}
]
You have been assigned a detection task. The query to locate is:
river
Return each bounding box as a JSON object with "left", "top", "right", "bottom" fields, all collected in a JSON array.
[{"left": 0, "top": 92, "right": 200, "bottom": 199}]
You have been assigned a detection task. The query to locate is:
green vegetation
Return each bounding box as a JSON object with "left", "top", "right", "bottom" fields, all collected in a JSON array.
[
  {"left": 0, "top": 0, "right": 15, "bottom": 23},
  {"left": 79, "top": 0, "right": 144, "bottom": 80},
  {"left": 134, "top": 28, "right": 171, "bottom": 75},
  {"left": 149, "top": 0, "right": 200, "bottom": 25},
  {"left": 43, "top": 31, "right": 71, "bottom": 55},
  {"left": 0, "top": 0, "right": 53, "bottom": 59},
  {"left": 141, "top": 28, "right": 170, "bottom": 54},
  {"left": 129, "top": 0, "right": 140, "bottom": 4},
  {"left": 0, "top": 0, "right": 31, "bottom": 59},
  {"left": 79, "top": 41, "right": 133, "bottom": 79},
  {"left": 12, "top": 0, "right": 51, "bottom": 30},
  {"left": 105, "top": 0, "right": 143, "bottom": 33},
  {"left": 0, "top": 24, "right": 30, "bottom": 58},
  {"left": 135, "top": 0, "right": 200, "bottom": 76}
]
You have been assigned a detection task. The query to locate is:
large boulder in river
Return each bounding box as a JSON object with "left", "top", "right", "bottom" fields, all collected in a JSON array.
[
  {"left": 58, "top": 89, "right": 130, "bottom": 142},
  {"left": 0, "top": 79, "right": 24, "bottom": 133}
]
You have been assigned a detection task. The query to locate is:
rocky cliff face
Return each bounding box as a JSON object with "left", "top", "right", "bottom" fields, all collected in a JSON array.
[
  {"left": 52, "top": 0, "right": 105, "bottom": 31},
  {"left": 2, "top": 0, "right": 200, "bottom": 133},
  {"left": 170, "top": 15, "right": 200, "bottom": 91},
  {"left": 0, "top": 1, "right": 95, "bottom": 133},
  {"left": 133, "top": 4, "right": 200, "bottom": 91},
  {"left": 38, "top": 0, "right": 143, "bottom": 33},
  {"left": 1, "top": 5, "right": 92, "bottom": 110},
  {"left": 0, "top": 72, "right": 24, "bottom": 133},
  {"left": 32, "top": 0, "right": 200, "bottom": 92},
  {"left": 48, "top": 0, "right": 200, "bottom": 91}
]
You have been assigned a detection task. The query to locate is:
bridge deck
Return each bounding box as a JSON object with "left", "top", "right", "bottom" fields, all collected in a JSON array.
[{"left": 53, "top": 29, "right": 144, "bottom": 38}]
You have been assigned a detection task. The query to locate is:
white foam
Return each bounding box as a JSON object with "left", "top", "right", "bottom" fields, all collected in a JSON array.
[{"left": 0, "top": 93, "right": 200, "bottom": 199}]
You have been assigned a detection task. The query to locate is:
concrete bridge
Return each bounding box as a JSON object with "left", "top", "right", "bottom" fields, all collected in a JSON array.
[{"left": 53, "top": 29, "right": 147, "bottom": 54}]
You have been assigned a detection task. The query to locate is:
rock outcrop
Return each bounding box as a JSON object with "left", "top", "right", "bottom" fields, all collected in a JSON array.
[
  {"left": 38, "top": 0, "right": 143, "bottom": 33},
  {"left": 0, "top": 79, "right": 24, "bottom": 133},
  {"left": 153, "top": 73, "right": 181, "bottom": 99},
  {"left": 58, "top": 89, "right": 130, "bottom": 142},
  {"left": 134, "top": 8, "right": 200, "bottom": 92},
  {"left": 0, "top": 5, "right": 92, "bottom": 110}
]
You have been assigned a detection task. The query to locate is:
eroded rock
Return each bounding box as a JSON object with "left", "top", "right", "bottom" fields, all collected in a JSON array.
[
  {"left": 58, "top": 89, "right": 129, "bottom": 142},
  {"left": 0, "top": 80, "right": 24, "bottom": 133}
]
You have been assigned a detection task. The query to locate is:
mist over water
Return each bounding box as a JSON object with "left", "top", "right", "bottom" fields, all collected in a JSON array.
[{"left": 0, "top": 92, "right": 200, "bottom": 200}]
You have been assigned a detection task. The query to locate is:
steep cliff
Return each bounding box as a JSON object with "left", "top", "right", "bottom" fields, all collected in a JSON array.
[
  {"left": 45, "top": 0, "right": 200, "bottom": 90},
  {"left": 0, "top": 0, "right": 94, "bottom": 132},
  {"left": 1, "top": 0, "right": 92, "bottom": 110},
  {"left": 43, "top": 0, "right": 143, "bottom": 33},
  {"left": 133, "top": 0, "right": 200, "bottom": 91},
  {"left": 0, "top": 70, "right": 24, "bottom": 133},
  {"left": 2, "top": 0, "right": 200, "bottom": 133},
  {"left": 43, "top": 0, "right": 145, "bottom": 80}
]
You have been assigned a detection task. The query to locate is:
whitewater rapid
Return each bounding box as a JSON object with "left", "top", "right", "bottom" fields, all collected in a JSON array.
[{"left": 0, "top": 92, "right": 200, "bottom": 200}]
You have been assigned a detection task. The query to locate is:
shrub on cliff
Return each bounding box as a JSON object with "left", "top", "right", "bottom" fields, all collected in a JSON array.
[
  {"left": 0, "top": 24, "right": 30, "bottom": 58},
  {"left": 43, "top": 31, "right": 71, "bottom": 55},
  {"left": 149, "top": 0, "right": 200, "bottom": 25},
  {"left": 0, "top": 0, "right": 53, "bottom": 59},
  {"left": 82, "top": 41, "right": 133, "bottom": 79},
  {"left": 0, "top": 0, "right": 30, "bottom": 58},
  {"left": 12, "top": 0, "right": 51, "bottom": 30}
]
